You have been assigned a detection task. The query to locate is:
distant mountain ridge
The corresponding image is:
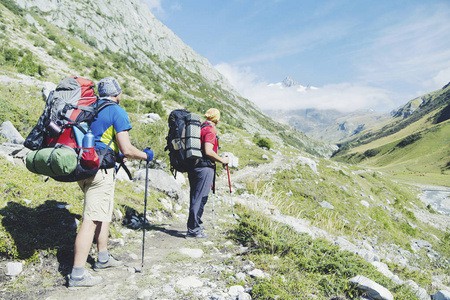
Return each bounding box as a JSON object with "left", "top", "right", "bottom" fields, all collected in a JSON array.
[
  {"left": 265, "top": 107, "right": 390, "bottom": 143},
  {"left": 332, "top": 82, "right": 450, "bottom": 182}
]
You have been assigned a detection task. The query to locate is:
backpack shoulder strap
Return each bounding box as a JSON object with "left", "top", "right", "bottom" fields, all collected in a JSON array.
[{"left": 201, "top": 122, "right": 212, "bottom": 129}]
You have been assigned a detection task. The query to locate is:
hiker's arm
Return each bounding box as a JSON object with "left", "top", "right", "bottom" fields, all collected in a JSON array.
[
  {"left": 116, "top": 130, "right": 147, "bottom": 160},
  {"left": 204, "top": 142, "right": 229, "bottom": 164}
]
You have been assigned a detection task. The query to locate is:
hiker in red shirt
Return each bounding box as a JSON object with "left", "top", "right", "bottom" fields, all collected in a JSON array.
[{"left": 186, "top": 108, "right": 228, "bottom": 239}]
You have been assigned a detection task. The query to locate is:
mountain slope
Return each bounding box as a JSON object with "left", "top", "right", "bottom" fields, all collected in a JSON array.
[
  {"left": 332, "top": 83, "right": 450, "bottom": 185},
  {"left": 265, "top": 108, "right": 390, "bottom": 143},
  {"left": 0, "top": 0, "right": 334, "bottom": 157}
]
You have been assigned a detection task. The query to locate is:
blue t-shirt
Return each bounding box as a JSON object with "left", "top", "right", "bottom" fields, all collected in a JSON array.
[{"left": 91, "top": 100, "right": 132, "bottom": 153}]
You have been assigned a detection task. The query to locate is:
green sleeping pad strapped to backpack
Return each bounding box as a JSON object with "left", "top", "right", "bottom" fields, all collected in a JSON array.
[{"left": 25, "top": 147, "right": 78, "bottom": 177}]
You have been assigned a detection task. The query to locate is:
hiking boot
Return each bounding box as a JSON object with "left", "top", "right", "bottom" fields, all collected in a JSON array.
[
  {"left": 93, "top": 255, "right": 124, "bottom": 270},
  {"left": 185, "top": 232, "right": 209, "bottom": 239},
  {"left": 68, "top": 270, "right": 104, "bottom": 288}
]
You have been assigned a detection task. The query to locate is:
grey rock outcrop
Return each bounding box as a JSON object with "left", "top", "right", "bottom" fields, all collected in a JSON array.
[
  {"left": 349, "top": 275, "right": 393, "bottom": 300},
  {"left": 1, "top": 121, "right": 25, "bottom": 144},
  {"left": 15, "top": 0, "right": 236, "bottom": 97},
  {"left": 432, "top": 290, "right": 450, "bottom": 300},
  {"left": 134, "top": 168, "right": 187, "bottom": 203}
]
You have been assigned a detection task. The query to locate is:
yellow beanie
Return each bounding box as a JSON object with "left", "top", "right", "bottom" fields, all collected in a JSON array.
[{"left": 205, "top": 108, "right": 220, "bottom": 123}]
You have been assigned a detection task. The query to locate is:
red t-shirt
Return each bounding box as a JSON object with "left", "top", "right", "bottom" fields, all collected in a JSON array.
[{"left": 201, "top": 122, "right": 218, "bottom": 153}]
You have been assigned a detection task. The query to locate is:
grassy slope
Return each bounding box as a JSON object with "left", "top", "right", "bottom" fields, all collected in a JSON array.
[{"left": 333, "top": 84, "right": 450, "bottom": 186}]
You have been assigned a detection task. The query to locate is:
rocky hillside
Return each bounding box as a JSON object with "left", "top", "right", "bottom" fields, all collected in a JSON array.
[
  {"left": 332, "top": 82, "right": 450, "bottom": 186},
  {"left": 0, "top": 0, "right": 334, "bottom": 157}
]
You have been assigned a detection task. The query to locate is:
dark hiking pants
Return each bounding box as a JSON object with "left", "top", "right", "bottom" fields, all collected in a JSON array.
[{"left": 187, "top": 167, "right": 214, "bottom": 235}]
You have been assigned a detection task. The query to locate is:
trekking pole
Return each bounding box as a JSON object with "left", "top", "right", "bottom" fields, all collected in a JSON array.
[
  {"left": 226, "top": 165, "right": 236, "bottom": 222},
  {"left": 140, "top": 160, "right": 149, "bottom": 271},
  {"left": 212, "top": 168, "right": 216, "bottom": 229}
]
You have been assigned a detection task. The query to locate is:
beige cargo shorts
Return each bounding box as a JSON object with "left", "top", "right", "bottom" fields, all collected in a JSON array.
[{"left": 78, "top": 168, "right": 116, "bottom": 222}]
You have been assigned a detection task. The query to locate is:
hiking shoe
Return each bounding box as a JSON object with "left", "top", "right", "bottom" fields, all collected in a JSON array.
[
  {"left": 68, "top": 270, "right": 104, "bottom": 288},
  {"left": 93, "top": 255, "right": 124, "bottom": 270},
  {"left": 185, "top": 232, "right": 209, "bottom": 239}
]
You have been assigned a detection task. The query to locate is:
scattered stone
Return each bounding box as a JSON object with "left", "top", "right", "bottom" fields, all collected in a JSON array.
[
  {"left": 147, "top": 113, "right": 161, "bottom": 121},
  {"left": 6, "top": 262, "right": 23, "bottom": 276},
  {"left": 238, "top": 292, "right": 252, "bottom": 300},
  {"left": 176, "top": 276, "right": 203, "bottom": 289},
  {"left": 159, "top": 197, "right": 173, "bottom": 211},
  {"left": 162, "top": 284, "right": 176, "bottom": 294},
  {"left": 236, "top": 272, "right": 246, "bottom": 281},
  {"left": 319, "top": 201, "right": 334, "bottom": 210},
  {"left": 360, "top": 200, "right": 370, "bottom": 208},
  {"left": 390, "top": 275, "right": 403, "bottom": 285},
  {"left": 371, "top": 262, "right": 394, "bottom": 278},
  {"left": 349, "top": 275, "right": 393, "bottom": 300},
  {"left": 404, "top": 280, "right": 429, "bottom": 300},
  {"left": 297, "top": 156, "right": 318, "bottom": 173},
  {"left": 110, "top": 238, "right": 125, "bottom": 247},
  {"left": 179, "top": 248, "right": 204, "bottom": 259},
  {"left": 228, "top": 285, "right": 245, "bottom": 297},
  {"left": 23, "top": 199, "right": 32, "bottom": 205},
  {"left": 137, "top": 289, "right": 153, "bottom": 299},
  {"left": 248, "top": 268, "right": 268, "bottom": 278}
]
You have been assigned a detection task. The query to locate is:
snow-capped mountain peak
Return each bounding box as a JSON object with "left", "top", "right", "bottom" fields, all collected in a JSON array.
[{"left": 268, "top": 76, "right": 318, "bottom": 92}]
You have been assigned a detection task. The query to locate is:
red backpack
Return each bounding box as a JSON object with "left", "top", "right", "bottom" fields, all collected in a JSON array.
[{"left": 25, "top": 77, "right": 117, "bottom": 182}]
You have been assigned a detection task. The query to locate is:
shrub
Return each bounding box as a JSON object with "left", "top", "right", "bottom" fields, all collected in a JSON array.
[
  {"left": 255, "top": 137, "right": 272, "bottom": 149},
  {"left": 364, "top": 148, "right": 381, "bottom": 158},
  {"left": 17, "top": 52, "right": 41, "bottom": 76}
]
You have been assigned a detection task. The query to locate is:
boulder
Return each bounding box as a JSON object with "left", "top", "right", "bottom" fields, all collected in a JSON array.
[
  {"left": 349, "top": 275, "right": 393, "bottom": 300},
  {"left": 42, "top": 81, "right": 57, "bottom": 101},
  {"left": 6, "top": 262, "right": 23, "bottom": 276},
  {"left": 297, "top": 156, "right": 318, "bottom": 173},
  {"left": 1, "top": 121, "right": 25, "bottom": 144},
  {"left": 135, "top": 169, "right": 187, "bottom": 203},
  {"left": 432, "top": 290, "right": 450, "bottom": 300}
]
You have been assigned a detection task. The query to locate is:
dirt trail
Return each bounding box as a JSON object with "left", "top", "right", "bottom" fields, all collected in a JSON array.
[{"left": 2, "top": 155, "right": 289, "bottom": 299}]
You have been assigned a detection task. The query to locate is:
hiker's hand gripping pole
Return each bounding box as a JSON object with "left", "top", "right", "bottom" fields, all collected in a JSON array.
[{"left": 226, "top": 165, "right": 236, "bottom": 222}]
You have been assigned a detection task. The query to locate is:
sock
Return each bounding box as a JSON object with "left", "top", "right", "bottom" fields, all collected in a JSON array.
[
  {"left": 71, "top": 267, "right": 85, "bottom": 279},
  {"left": 98, "top": 251, "right": 109, "bottom": 263}
]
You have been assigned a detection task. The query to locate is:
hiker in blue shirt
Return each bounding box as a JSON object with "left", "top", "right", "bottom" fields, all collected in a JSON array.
[{"left": 68, "top": 77, "right": 153, "bottom": 288}]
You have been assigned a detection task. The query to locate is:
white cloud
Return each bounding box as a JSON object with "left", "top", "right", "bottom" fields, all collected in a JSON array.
[
  {"left": 142, "top": 0, "right": 165, "bottom": 17},
  {"left": 424, "top": 67, "right": 450, "bottom": 90},
  {"left": 216, "top": 63, "right": 397, "bottom": 112}
]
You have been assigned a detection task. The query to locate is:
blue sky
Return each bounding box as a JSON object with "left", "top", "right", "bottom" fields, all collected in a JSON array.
[{"left": 144, "top": 0, "right": 450, "bottom": 112}]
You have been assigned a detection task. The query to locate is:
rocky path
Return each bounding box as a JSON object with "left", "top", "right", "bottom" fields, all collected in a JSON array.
[{"left": 2, "top": 158, "right": 288, "bottom": 300}]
